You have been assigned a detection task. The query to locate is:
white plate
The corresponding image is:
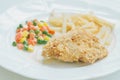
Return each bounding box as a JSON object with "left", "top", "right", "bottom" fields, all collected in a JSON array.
[{"left": 0, "top": 0, "right": 120, "bottom": 80}]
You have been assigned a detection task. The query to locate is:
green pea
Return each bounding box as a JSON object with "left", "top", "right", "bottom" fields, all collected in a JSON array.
[
  {"left": 33, "top": 21, "right": 37, "bottom": 26},
  {"left": 42, "top": 31, "right": 47, "bottom": 34},
  {"left": 34, "top": 29, "right": 40, "bottom": 35},
  {"left": 35, "top": 36, "right": 38, "bottom": 39},
  {"left": 12, "top": 41, "right": 17, "bottom": 46},
  {"left": 23, "top": 41, "right": 28, "bottom": 45},
  {"left": 46, "top": 34, "right": 52, "bottom": 37},
  {"left": 42, "top": 31, "right": 51, "bottom": 37},
  {"left": 19, "top": 24, "right": 23, "bottom": 28},
  {"left": 17, "top": 24, "right": 23, "bottom": 29},
  {"left": 23, "top": 45, "right": 28, "bottom": 51},
  {"left": 37, "top": 39, "right": 47, "bottom": 44}
]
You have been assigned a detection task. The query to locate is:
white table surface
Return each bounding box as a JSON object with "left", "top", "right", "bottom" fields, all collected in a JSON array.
[{"left": 0, "top": 0, "right": 120, "bottom": 80}]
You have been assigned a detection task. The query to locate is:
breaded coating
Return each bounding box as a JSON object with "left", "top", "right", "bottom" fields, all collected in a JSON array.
[{"left": 42, "top": 28, "right": 108, "bottom": 64}]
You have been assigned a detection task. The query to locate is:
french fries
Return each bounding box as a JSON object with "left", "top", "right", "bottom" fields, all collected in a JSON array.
[{"left": 48, "top": 12, "right": 114, "bottom": 46}]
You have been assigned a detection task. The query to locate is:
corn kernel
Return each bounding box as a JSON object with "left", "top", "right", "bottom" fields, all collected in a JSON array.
[
  {"left": 44, "top": 36, "right": 50, "bottom": 41},
  {"left": 38, "top": 22, "right": 44, "bottom": 28},
  {"left": 43, "top": 22, "right": 48, "bottom": 26},
  {"left": 22, "top": 31, "right": 29, "bottom": 37},
  {"left": 20, "top": 37, "right": 26, "bottom": 43},
  {"left": 28, "top": 45, "right": 34, "bottom": 52},
  {"left": 38, "top": 36, "right": 44, "bottom": 40}
]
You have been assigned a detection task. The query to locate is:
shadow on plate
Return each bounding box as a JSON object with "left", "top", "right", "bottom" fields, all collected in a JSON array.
[{"left": 41, "top": 58, "right": 90, "bottom": 69}]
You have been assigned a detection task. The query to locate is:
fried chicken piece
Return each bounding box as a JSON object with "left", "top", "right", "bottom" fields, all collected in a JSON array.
[{"left": 42, "top": 28, "right": 108, "bottom": 64}]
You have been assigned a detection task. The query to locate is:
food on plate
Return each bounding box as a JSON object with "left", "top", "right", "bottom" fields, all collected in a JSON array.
[
  {"left": 11, "top": 11, "right": 113, "bottom": 64},
  {"left": 49, "top": 12, "right": 114, "bottom": 46},
  {"left": 42, "top": 28, "right": 108, "bottom": 64},
  {"left": 12, "top": 19, "right": 55, "bottom": 52}
]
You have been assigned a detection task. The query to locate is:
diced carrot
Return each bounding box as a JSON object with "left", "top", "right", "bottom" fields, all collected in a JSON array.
[
  {"left": 22, "top": 27, "right": 28, "bottom": 32},
  {"left": 31, "top": 26, "right": 37, "bottom": 30},
  {"left": 42, "top": 34, "right": 45, "bottom": 37},
  {"left": 45, "top": 26, "right": 50, "bottom": 31},
  {"left": 43, "top": 26, "right": 55, "bottom": 35},
  {"left": 28, "top": 26, "right": 31, "bottom": 31},
  {"left": 40, "top": 26, "right": 48, "bottom": 32},
  {"left": 27, "top": 21, "right": 33, "bottom": 27},
  {"left": 15, "top": 32, "right": 22, "bottom": 43},
  {"left": 29, "top": 33, "right": 35, "bottom": 39},
  {"left": 28, "top": 25, "right": 37, "bottom": 31},
  {"left": 28, "top": 38, "right": 37, "bottom": 46},
  {"left": 27, "top": 21, "right": 36, "bottom": 31},
  {"left": 17, "top": 43, "right": 24, "bottom": 49},
  {"left": 48, "top": 29, "right": 55, "bottom": 35},
  {"left": 16, "top": 29, "right": 21, "bottom": 33}
]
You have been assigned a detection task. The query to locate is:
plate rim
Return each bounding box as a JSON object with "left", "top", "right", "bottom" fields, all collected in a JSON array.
[{"left": 0, "top": 1, "right": 120, "bottom": 80}]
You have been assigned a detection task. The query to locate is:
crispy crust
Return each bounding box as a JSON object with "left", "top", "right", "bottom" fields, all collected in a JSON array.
[{"left": 42, "top": 28, "right": 108, "bottom": 64}]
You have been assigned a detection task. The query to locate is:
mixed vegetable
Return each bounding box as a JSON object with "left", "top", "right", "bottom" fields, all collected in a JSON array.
[{"left": 12, "top": 19, "right": 55, "bottom": 52}]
